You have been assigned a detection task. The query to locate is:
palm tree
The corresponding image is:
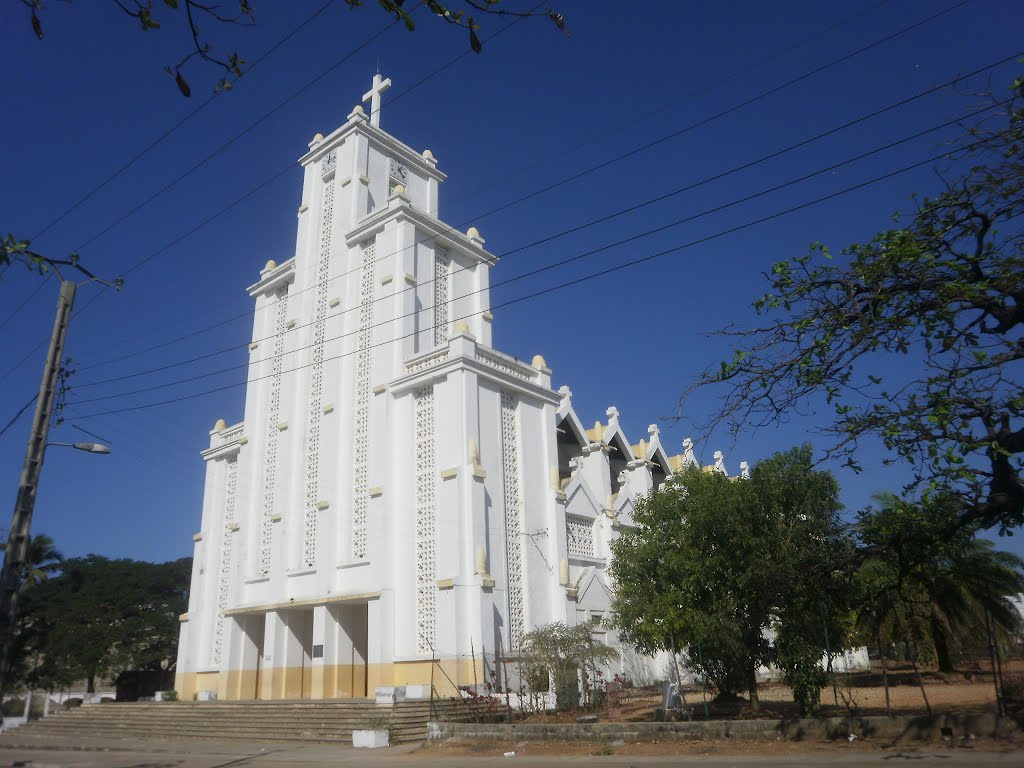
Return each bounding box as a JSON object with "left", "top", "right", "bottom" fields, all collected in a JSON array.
[
  {"left": 855, "top": 493, "right": 1024, "bottom": 673},
  {"left": 0, "top": 533, "right": 64, "bottom": 589},
  {"left": 24, "top": 534, "right": 64, "bottom": 586}
]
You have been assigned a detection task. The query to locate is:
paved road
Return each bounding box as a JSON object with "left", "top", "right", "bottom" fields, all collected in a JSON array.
[{"left": 0, "top": 736, "right": 1022, "bottom": 768}]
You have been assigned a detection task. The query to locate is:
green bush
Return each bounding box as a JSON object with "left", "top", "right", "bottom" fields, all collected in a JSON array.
[{"left": 1, "top": 698, "right": 25, "bottom": 716}]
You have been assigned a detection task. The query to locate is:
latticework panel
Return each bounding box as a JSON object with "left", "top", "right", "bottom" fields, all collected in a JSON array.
[
  {"left": 211, "top": 455, "right": 238, "bottom": 666},
  {"left": 301, "top": 178, "right": 335, "bottom": 568},
  {"left": 477, "top": 351, "right": 531, "bottom": 379},
  {"left": 351, "top": 239, "right": 375, "bottom": 560},
  {"left": 413, "top": 385, "right": 437, "bottom": 654},
  {"left": 259, "top": 288, "right": 289, "bottom": 576},
  {"left": 433, "top": 248, "right": 450, "bottom": 345},
  {"left": 500, "top": 391, "right": 526, "bottom": 648},
  {"left": 566, "top": 514, "right": 595, "bottom": 559}
]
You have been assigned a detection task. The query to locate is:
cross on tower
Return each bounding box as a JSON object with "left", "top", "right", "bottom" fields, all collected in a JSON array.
[{"left": 362, "top": 73, "right": 392, "bottom": 128}]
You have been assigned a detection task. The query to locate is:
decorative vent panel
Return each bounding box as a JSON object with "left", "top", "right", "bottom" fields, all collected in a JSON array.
[
  {"left": 351, "top": 239, "right": 375, "bottom": 559},
  {"left": 258, "top": 288, "right": 289, "bottom": 576},
  {"left": 405, "top": 349, "right": 448, "bottom": 374},
  {"left": 500, "top": 391, "right": 526, "bottom": 648},
  {"left": 302, "top": 178, "right": 335, "bottom": 568},
  {"left": 413, "top": 385, "right": 437, "bottom": 654},
  {"left": 211, "top": 456, "right": 238, "bottom": 666},
  {"left": 477, "top": 351, "right": 531, "bottom": 380},
  {"left": 566, "top": 514, "right": 595, "bottom": 559},
  {"left": 433, "top": 248, "right": 450, "bottom": 345}
]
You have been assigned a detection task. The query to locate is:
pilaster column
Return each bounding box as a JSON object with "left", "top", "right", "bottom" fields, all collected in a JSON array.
[
  {"left": 260, "top": 610, "right": 282, "bottom": 700},
  {"left": 366, "top": 593, "right": 393, "bottom": 692},
  {"left": 311, "top": 605, "right": 328, "bottom": 699}
]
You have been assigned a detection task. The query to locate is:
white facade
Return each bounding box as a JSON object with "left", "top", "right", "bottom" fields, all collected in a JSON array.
[{"left": 175, "top": 77, "right": 733, "bottom": 701}]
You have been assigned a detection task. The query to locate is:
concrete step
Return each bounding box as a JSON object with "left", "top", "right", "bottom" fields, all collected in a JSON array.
[{"left": 5, "top": 699, "right": 498, "bottom": 745}]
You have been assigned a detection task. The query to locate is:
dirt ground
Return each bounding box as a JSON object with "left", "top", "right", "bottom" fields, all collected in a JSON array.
[
  {"left": 418, "top": 735, "right": 1024, "bottom": 759},
  {"left": 513, "top": 664, "right": 1015, "bottom": 723}
]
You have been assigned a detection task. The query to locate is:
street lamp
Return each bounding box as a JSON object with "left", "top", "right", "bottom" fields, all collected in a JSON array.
[{"left": 46, "top": 442, "right": 112, "bottom": 455}]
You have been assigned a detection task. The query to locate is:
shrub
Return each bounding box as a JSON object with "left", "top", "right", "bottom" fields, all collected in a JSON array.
[
  {"left": 1, "top": 698, "right": 25, "bottom": 716},
  {"left": 1003, "top": 673, "right": 1024, "bottom": 726}
]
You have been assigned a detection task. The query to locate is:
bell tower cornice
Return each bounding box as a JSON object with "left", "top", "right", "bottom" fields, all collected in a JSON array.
[
  {"left": 345, "top": 194, "right": 496, "bottom": 267},
  {"left": 298, "top": 115, "right": 446, "bottom": 184}
]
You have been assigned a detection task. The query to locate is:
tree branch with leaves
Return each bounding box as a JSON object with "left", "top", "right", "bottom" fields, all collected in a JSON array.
[
  {"left": 680, "top": 75, "right": 1024, "bottom": 530},
  {"left": 21, "top": 0, "right": 566, "bottom": 96}
]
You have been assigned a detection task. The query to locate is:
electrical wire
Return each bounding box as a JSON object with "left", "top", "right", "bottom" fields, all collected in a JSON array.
[
  {"left": 0, "top": 5, "right": 532, "bottom": 385},
  {"left": 71, "top": 14, "right": 404, "bottom": 255},
  {"left": 0, "top": 394, "right": 37, "bottom": 440},
  {"left": 71, "top": 0, "right": 903, "bottom": 375},
  {"left": 73, "top": 7, "right": 995, "bottom": 381},
  {"left": 30, "top": 0, "right": 340, "bottom": 242},
  {"left": 442, "top": 0, "right": 897, "bottom": 215},
  {"left": 2, "top": 0, "right": 974, "bottom": 385},
  {"left": 70, "top": 57, "right": 1018, "bottom": 389},
  {"left": 66, "top": 127, "right": 1009, "bottom": 418},
  {"left": 0, "top": 274, "right": 51, "bottom": 333}
]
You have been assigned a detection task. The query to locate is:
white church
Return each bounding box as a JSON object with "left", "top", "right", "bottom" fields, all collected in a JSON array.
[{"left": 175, "top": 75, "right": 744, "bottom": 702}]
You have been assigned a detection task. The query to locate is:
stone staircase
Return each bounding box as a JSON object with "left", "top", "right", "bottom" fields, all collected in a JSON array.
[{"left": 0, "top": 698, "right": 496, "bottom": 745}]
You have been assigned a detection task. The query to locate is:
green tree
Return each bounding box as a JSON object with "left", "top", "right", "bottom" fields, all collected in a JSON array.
[
  {"left": 855, "top": 493, "right": 1024, "bottom": 673},
  {"left": 518, "top": 622, "right": 618, "bottom": 711},
  {"left": 0, "top": 533, "right": 64, "bottom": 589},
  {"left": 13, "top": 555, "right": 191, "bottom": 692},
  {"left": 610, "top": 445, "right": 853, "bottom": 715},
  {"left": 681, "top": 76, "right": 1024, "bottom": 530},
  {"left": 22, "top": 534, "right": 64, "bottom": 587}
]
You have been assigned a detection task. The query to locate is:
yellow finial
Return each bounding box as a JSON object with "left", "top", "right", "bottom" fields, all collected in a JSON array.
[
  {"left": 531, "top": 354, "right": 547, "bottom": 369},
  {"left": 214, "top": 418, "right": 227, "bottom": 431}
]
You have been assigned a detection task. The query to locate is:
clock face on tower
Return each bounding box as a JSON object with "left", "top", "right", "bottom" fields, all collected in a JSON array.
[{"left": 389, "top": 158, "right": 408, "bottom": 185}]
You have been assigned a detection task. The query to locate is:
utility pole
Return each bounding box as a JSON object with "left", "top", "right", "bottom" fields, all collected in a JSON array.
[
  {"left": 0, "top": 250, "right": 119, "bottom": 698},
  {"left": 0, "top": 279, "right": 76, "bottom": 693}
]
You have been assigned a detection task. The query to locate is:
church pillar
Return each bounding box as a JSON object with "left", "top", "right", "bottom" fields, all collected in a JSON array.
[
  {"left": 174, "top": 618, "right": 191, "bottom": 699},
  {"left": 260, "top": 610, "right": 283, "bottom": 700},
  {"left": 387, "top": 215, "right": 416, "bottom": 373},
  {"left": 366, "top": 593, "right": 394, "bottom": 692},
  {"left": 473, "top": 261, "right": 492, "bottom": 347},
  {"left": 349, "top": 132, "right": 371, "bottom": 220},
  {"left": 531, "top": 362, "right": 566, "bottom": 629},
  {"left": 310, "top": 604, "right": 328, "bottom": 699}
]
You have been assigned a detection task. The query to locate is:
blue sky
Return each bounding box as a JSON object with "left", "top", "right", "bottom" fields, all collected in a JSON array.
[{"left": 1, "top": 0, "right": 1021, "bottom": 563}]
